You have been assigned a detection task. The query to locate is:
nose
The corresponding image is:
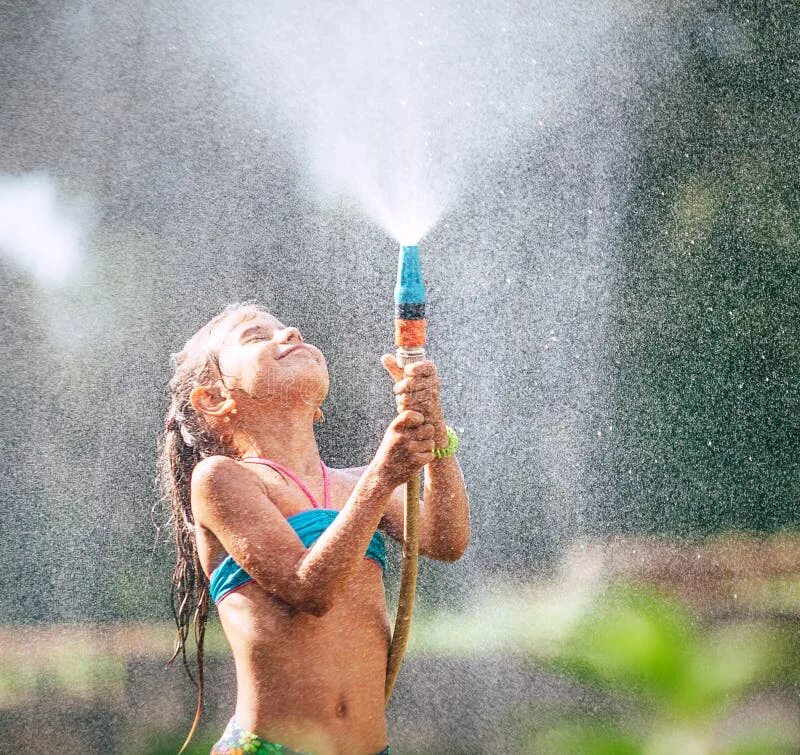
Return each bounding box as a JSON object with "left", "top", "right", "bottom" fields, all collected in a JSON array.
[{"left": 279, "top": 326, "right": 303, "bottom": 343}]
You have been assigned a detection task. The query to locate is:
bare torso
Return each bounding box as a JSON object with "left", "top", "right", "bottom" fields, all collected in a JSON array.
[{"left": 195, "top": 460, "right": 391, "bottom": 755}]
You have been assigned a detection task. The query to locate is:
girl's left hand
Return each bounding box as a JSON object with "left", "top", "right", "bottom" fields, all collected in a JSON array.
[{"left": 381, "top": 354, "right": 448, "bottom": 448}]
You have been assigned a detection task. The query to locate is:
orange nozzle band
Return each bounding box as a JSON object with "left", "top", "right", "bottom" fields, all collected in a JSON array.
[{"left": 394, "top": 318, "right": 426, "bottom": 348}]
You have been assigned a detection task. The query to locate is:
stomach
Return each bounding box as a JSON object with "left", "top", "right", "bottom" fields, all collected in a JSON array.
[{"left": 217, "top": 559, "right": 391, "bottom": 755}]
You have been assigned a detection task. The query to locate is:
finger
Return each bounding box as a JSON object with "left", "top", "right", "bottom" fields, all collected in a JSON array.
[
  {"left": 394, "top": 409, "right": 426, "bottom": 429},
  {"left": 404, "top": 360, "right": 436, "bottom": 378},
  {"left": 404, "top": 438, "right": 435, "bottom": 452},
  {"left": 393, "top": 376, "right": 435, "bottom": 395},
  {"left": 381, "top": 353, "right": 405, "bottom": 382},
  {"left": 414, "top": 450, "right": 436, "bottom": 466},
  {"left": 394, "top": 390, "right": 434, "bottom": 409},
  {"left": 413, "top": 423, "right": 436, "bottom": 440},
  {"left": 407, "top": 426, "right": 435, "bottom": 443},
  {"left": 396, "top": 393, "right": 433, "bottom": 412},
  {"left": 395, "top": 396, "right": 435, "bottom": 420},
  {"left": 397, "top": 399, "right": 435, "bottom": 418},
  {"left": 408, "top": 439, "right": 435, "bottom": 453}
]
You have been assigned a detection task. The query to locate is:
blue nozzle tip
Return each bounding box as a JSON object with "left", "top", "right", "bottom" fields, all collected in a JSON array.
[{"left": 395, "top": 245, "right": 426, "bottom": 306}]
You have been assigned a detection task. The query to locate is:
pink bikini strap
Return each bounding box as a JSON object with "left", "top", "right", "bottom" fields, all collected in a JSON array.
[
  {"left": 322, "top": 460, "right": 330, "bottom": 511},
  {"left": 241, "top": 457, "right": 330, "bottom": 510}
]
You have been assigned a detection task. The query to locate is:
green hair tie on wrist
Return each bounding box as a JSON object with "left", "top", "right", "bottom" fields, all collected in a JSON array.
[{"left": 433, "top": 426, "right": 459, "bottom": 459}]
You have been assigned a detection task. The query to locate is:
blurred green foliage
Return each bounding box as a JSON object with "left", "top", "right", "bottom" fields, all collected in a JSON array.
[
  {"left": 522, "top": 584, "right": 800, "bottom": 754},
  {"left": 0, "top": 646, "right": 126, "bottom": 709},
  {"left": 1, "top": 570, "right": 799, "bottom": 752},
  {"left": 137, "top": 734, "right": 219, "bottom": 755}
]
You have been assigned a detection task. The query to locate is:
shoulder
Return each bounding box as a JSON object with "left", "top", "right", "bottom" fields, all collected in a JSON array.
[
  {"left": 191, "top": 455, "right": 266, "bottom": 521},
  {"left": 191, "top": 454, "right": 240, "bottom": 492}
]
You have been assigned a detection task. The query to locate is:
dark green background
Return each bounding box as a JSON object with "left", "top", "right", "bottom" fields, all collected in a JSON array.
[{"left": 0, "top": 0, "right": 797, "bottom": 623}]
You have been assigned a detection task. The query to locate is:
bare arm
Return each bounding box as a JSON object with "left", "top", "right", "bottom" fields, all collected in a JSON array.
[
  {"left": 422, "top": 454, "right": 470, "bottom": 561},
  {"left": 355, "top": 455, "right": 470, "bottom": 562},
  {"left": 374, "top": 356, "right": 471, "bottom": 561},
  {"left": 192, "top": 410, "right": 434, "bottom": 616}
]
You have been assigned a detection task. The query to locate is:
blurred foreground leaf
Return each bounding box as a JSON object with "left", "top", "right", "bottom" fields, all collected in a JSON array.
[
  {"left": 556, "top": 584, "right": 694, "bottom": 700},
  {"left": 530, "top": 583, "right": 800, "bottom": 754}
]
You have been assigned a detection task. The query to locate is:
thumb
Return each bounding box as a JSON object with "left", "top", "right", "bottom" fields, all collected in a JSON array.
[{"left": 381, "top": 353, "right": 404, "bottom": 382}]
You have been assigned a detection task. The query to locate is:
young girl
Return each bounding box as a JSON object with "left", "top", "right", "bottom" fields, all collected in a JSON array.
[{"left": 157, "top": 302, "right": 469, "bottom": 755}]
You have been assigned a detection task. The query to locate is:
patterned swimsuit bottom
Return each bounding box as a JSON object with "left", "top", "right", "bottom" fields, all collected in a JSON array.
[{"left": 211, "top": 717, "right": 391, "bottom": 755}]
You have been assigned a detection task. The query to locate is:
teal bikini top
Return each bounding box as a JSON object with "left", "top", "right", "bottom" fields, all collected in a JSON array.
[{"left": 208, "top": 458, "right": 386, "bottom": 605}]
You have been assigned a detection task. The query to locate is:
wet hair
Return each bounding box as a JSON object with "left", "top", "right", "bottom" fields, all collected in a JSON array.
[{"left": 155, "top": 301, "right": 265, "bottom": 752}]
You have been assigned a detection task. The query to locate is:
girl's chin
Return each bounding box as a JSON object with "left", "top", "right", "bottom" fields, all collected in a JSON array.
[{"left": 286, "top": 350, "right": 326, "bottom": 370}]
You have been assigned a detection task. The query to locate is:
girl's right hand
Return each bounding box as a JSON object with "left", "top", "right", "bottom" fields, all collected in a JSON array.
[{"left": 372, "top": 410, "right": 436, "bottom": 489}]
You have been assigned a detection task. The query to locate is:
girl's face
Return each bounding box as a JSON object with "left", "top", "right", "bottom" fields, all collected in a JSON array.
[{"left": 213, "top": 311, "right": 329, "bottom": 411}]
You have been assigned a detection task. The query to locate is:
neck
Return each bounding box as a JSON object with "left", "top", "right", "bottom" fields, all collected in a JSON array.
[{"left": 233, "top": 406, "right": 321, "bottom": 478}]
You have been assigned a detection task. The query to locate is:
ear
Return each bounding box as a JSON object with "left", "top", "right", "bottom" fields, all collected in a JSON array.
[{"left": 190, "top": 385, "right": 236, "bottom": 418}]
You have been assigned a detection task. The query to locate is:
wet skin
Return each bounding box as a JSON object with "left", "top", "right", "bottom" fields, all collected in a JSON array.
[
  {"left": 195, "top": 464, "right": 391, "bottom": 755},
  {"left": 189, "top": 311, "right": 469, "bottom": 754}
]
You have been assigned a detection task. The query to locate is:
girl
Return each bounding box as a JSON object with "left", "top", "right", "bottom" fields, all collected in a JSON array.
[{"left": 157, "top": 302, "right": 469, "bottom": 755}]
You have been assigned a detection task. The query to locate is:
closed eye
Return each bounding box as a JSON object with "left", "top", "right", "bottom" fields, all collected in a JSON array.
[{"left": 243, "top": 329, "right": 274, "bottom": 343}]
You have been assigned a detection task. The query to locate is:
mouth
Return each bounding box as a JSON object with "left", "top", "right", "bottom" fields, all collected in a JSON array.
[{"left": 278, "top": 343, "right": 312, "bottom": 360}]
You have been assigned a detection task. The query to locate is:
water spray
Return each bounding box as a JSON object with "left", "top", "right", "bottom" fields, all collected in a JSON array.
[{"left": 385, "top": 244, "right": 426, "bottom": 702}]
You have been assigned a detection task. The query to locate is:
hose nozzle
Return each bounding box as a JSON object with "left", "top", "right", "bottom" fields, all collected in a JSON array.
[{"left": 394, "top": 245, "right": 426, "bottom": 367}]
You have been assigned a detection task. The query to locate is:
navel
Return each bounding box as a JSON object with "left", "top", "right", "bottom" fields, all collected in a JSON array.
[{"left": 335, "top": 697, "right": 348, "bottom": 718}]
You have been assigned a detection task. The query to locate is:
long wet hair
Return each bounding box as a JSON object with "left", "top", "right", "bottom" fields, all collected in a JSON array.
[{"left": 155, "top": 301, "right": 263, "bottom": 752}]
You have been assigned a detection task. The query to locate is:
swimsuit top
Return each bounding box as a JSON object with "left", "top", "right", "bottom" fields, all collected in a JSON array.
[{"left": 208, "top": 457, "right": 387, "bottom": 604}]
